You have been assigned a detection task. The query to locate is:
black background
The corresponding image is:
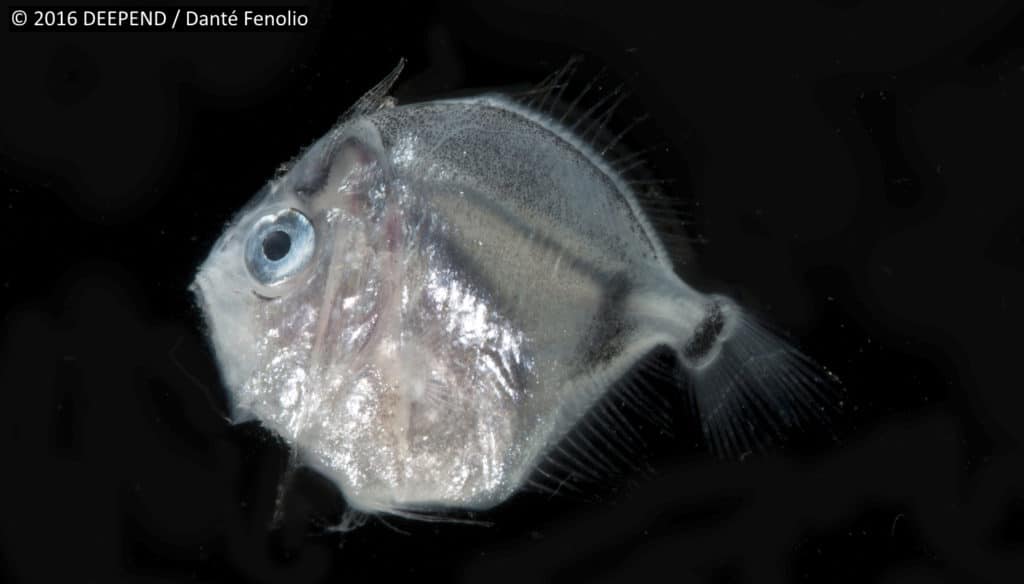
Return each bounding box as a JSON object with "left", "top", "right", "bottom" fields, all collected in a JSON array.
[{"left": 3, "top": 1, "right": 1024, "bottom": 582}]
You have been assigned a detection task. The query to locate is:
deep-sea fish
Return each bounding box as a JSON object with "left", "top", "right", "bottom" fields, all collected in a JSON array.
[{"left": 191, "top": 60, "right": 836, "bottom": 518}]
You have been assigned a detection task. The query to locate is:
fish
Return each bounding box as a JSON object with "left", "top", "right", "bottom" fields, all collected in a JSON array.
[{"left": 191, "top": 60, "right": 838, "bottom": 519}]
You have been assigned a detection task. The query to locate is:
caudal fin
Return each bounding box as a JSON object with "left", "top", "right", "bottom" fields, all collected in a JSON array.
[{"left": 679, "top": 296, "right": 841, "bottom": 456}]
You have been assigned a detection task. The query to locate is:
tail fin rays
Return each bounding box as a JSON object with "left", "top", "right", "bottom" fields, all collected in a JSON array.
[{"left": 682, "top": 301, "right": 841, "bottom": 457}]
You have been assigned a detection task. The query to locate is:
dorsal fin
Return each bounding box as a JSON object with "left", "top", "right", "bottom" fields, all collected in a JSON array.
[
  {"left": 344, "top": 58, "right": 406, "bottom": 119},
  {"left": 303, "top": 59, "right": 407, "bottom": 184}
]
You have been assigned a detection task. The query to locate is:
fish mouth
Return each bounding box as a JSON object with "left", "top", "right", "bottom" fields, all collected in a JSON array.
[
  {"left": 189, "top": 273, "right": 209, "bottom": 315},
  {"left": 189, "top": 273, "right": 222, "bottom": 342}
]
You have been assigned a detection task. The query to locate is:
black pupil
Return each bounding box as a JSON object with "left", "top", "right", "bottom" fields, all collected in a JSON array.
[{"left": 262, "top": 230, "right": 291, "bottom": 261}]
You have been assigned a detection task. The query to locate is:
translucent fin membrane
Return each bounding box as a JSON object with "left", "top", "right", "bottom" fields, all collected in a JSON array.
[
  {"left": 687, "top": 307, "right": 842, "bottom": 457},
  {"left": 526, "top": 350, "right": 681, "bottom": 503},
  {"left": 513, "top": 57, "right": 699, "bottom": 265}
]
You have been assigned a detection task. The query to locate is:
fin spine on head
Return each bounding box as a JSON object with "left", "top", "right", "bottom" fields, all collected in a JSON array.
[{"left": 343, "top": 58, "right": 406, "bottom": 119}]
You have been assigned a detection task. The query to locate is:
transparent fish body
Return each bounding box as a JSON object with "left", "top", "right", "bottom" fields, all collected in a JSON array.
[{"left": 192, "top": 64, "right": 834, "bottom": 516}]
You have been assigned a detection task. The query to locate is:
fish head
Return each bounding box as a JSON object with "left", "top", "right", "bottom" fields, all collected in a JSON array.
[{"left": 191, "top": 119, "right": 395, "bottom": 434}]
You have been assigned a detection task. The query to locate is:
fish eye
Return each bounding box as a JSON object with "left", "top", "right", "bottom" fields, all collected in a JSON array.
[
  {"left": 244, "top": 208, "right": 316, "bottom": 287},
  {"left": 262, "top": 230, "right": 291, "bottom": 261}
]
